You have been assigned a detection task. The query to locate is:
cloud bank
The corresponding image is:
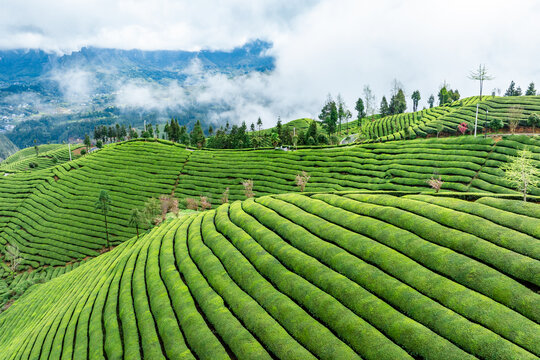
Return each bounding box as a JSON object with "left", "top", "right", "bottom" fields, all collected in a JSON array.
[{"left": 2, "top": 0, "right": 540, "bottom": 126}]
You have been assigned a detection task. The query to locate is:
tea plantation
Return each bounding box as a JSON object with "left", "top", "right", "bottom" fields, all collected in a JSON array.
[
  {"left": 0, "top": 144, "right": 84, "bottom": 174},
  {"left": 362, "top": 95, "right": 540, "bottom": 141},
  {"left": 0, "top": 136, "right": 539, "bottom": 269},
  {"left": 0, "top": 193, "right": 538, "bottom": 359},
  {"left": 0, "top": 135, "right": 539, "bottom": 359}
]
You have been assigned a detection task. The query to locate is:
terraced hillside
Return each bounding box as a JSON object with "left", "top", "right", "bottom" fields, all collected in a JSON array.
[
  {"left": 362, "top": 95, "right": 540, "bottom": 141},
  {"left": 0, "top": 192, "right": 538, "bottom": 359},
  {"left": 0, "top": 144, "right": 84, "bottom": 173},
  {"left": 0, "top": 141, "right": 189, "bottom": 268},
  {"left": 1, "top": 136, "right": 539, "bottom": 269}
]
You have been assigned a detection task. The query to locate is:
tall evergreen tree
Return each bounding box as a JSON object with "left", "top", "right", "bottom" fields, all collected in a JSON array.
[
  {"left": 505, "top": 81, "right": 523, "bottom": 96},
  {"left": 380, "top": 96, "right": 390, "bottom": 117},
  {"left": 355, "top": 98, "right": 365, "bottom": 120},
  {"left": 389, "top": 89, "right": 407, "bottom": 114},
  {"left": 190, "top": 120, "right": 206, "bottom": 148},
  {"left": 411, "top": 90, "right": 421, "bottom": 112},
  {"left": 525, "top": 82, "right": 537, "bottom": 96},
  {"left": 428, "top": 95, "right": 435, "bottom": 108},
  {"left": 257, "top": 117, "right": 263, "bottom": 137}
]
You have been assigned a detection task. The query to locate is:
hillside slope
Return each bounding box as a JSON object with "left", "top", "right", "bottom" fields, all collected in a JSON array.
[
  {"left": 0, "top": 193, "right": 538, "bottom": 359},
  {"left": 1, "top": 136, "right": 539, "bottom": 268},
  {"left": 0, "top": 144, "right": 84, "bottom": 173},
  {"left": 0, "top": 134, "right": 18, "bottom": 162},
  {"left": 362, "top": 95, "right": 540, "bottom": 141}
]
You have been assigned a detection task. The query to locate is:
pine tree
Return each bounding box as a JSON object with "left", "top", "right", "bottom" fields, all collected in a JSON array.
[
  {"left": 190, "top": 120, "right": 206, "bottom": 148},
  {"left": 411, "top": 90, "right": 421, "bottom": 112},
  {"left": 525, "top": 82, "right": 537, "bottom": 96},
  {"left": 428, "top": 95, "right": 435, "bottom": 108},
  {"left": 380, "top": 96, "right": 390, "bottom": 117},
  {"left": 355, "top": 98, "right": 365, "bottom": 120}
]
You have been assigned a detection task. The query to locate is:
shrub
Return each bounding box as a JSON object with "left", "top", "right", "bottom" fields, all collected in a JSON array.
[
  {"left": 185, "top": 198, "right": 199, "bottom": 211},
  {"left": 457, "top": 122, "right": 468, "bottom": 135},
  {"left": 80, "top": 149, "right": 87, "bottom": 156},
  {"left": 200, "top": 196, "right": 211, "bottom": 211}
]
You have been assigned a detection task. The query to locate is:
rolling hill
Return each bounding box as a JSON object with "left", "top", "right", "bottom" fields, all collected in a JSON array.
[
  {"left": 0, "top": 192, "right": 538, "bottom": 359},
  {"left": 0, "top": 134, "right": 539, "bottom": 359},
  {"left": 359, "top": 95, "right": 540, "bottom": 141},
  {"left": 0, "top": 143, "right": 84, "bottom": 173},
  {"left": 1, "top": 136, "right": 539, "bottom": 269}
]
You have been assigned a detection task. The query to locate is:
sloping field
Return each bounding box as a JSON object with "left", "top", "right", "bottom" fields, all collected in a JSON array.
[
  {"left": 0, "top": 141, "right": 189, "bottom": 267},
  {"left": 0, "top": 144, "right": 84, "bottom": 173},
  {"left": 178, "top": 135, "right": 540, "bottom": 204},
  {"left": 363, "top": 95, "right": 540, "bottom": 141},
  {"left": 1, "top": 136, "right": 539, "bottom": 268},
  {"left": 0, "top": 193, "right": 538, "bottom": 359}
]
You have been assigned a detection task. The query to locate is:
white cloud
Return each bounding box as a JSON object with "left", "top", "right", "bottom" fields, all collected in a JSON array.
[{"left": 1, "top": 0, "right": 539, "bottom": 125}]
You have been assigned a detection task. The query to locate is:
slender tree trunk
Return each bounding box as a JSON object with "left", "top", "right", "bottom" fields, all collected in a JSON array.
[
  {"left": 136, "top": 224, "right": 139, "bottom": 239},
  {"left": 104, "top": 213, "right": 110, "bottom": 249}
]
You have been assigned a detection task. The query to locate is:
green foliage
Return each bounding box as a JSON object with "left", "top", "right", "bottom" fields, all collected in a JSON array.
[
  {"left": 190, "top": 120, "right": 206, "bottom": 148},
  {"left": 527, "top": 113, "right": 540, "bottom": 133},
  {"left": 500, "top": 149, "right": 540, "bottom": 201},
  {"left": 0, "top": 191, "right": 539, "bottom": 358},
  {"left": 525, "top": 82, "right": 536, "bottom": 96}
]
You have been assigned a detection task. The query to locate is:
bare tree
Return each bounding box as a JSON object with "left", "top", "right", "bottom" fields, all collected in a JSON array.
[
  {"left": 242, "top": 179, "right": 254, "bottom": 198},
  {"left": 5, "top": 244, "right": 22, "bottom": 275},
  {"left": 221, "top": 188, "right": 230, "bottom": 204},
  {"left": 469, "top": 65, "right": 494, "bottom": 136},
  {"left": 427, "top": 175, "right": 444, "bottom": 193},
  {"left": 200, "top": 196, "right": 212, "bottom": 211},
  {"left": 469, "top": 64, "right": 494, "bottom": 101},
  {"left": 295, "top": 171, "right": 311, "bottom": 192},
  {"left": 501, "top": 149, "right": 539, "bottom": 201},
  {"left": 185, "top": 198, "right": 199, "bottom": 211},
  {"left": 363, "top": 85, "right": 376, "bottom": 116},
  {"left": 508, "top": 105, "right": 523, "bottom": 134}
]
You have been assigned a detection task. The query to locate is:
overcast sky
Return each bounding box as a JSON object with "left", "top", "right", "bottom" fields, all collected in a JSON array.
[{"left": 1, "top": 0, "right": 539, "bottom": 122}]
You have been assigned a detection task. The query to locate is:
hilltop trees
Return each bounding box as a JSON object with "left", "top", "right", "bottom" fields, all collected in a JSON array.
[
  {"left": 380, "top": 97, "right": 390, "bottom": 117},
  {"left": 438, "top": 86, "right": 460, "bottom": 106},
  {"left": 94, "top": 124, "right": 128, "bottom": 143},
  {"left": 95, "top": 190, "right": 112, "bottom": 250},
  {"left": 355, "top": 98, "right": 365, "bottom": 120},
  {"left": 257, "top": 117, "right": 263, "bottom": 136},
  {"left": 501, "top": 149, "right": 539, "bottom": 202},
  {"left": 319, "top": 96, "right": 338, "bottom": 135},
  {"left": 505, "top": 81, "right": 522, "bottom": 96},
  {"left": 363, "top": 85, "right": 376, "bottom": 116},
  {"left": 389, "top": 89, "right": 407, "bottom": 115},
  {"left": 428, "top": 95, "right": 435, "bottom": 108},
  {"left": 190, "top": 120, "right": 206, "bottom": 148},
  {"left": 525, "top": 82, "right": 537, "bottom": 96},
  {"left": 411, "top": 91, "right": 421, "bottom": 112}
]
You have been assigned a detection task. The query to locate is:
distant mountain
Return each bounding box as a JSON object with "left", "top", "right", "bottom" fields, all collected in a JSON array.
[
  {"left": 0, "top": 39, "right": 275, "bottom": 147},
  {"left": 0, "top": 40, "right": 274, "bottom": 84}
]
